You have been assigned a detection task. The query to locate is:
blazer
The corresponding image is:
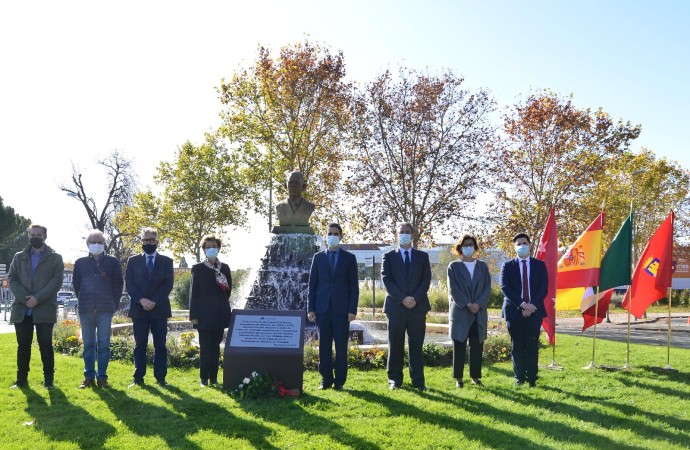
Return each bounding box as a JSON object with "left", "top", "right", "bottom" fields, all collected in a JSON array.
[
  {"left": 448, "top": 259, "right": 491, "bottom": 342},
  {"left": 189, "top": 261, "right": 232, "bottom": 330},
  {"left": 307, "top": 249, "right": 359, "bottom": 316},
  {"left": 381, "top": 248, "right": 432, "bottom": 315},
  {"left": 125, "top": 253, "right": 174, "bottom": 319},
  {"left": 500, "top": 257, "right": 548, "bottom": 322}
]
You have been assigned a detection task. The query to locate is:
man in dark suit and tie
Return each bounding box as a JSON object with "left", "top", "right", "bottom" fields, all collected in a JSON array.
[
  {"left": 500, "top": 232, "right": 548, "bottom": 387},
  {"left": 307, "top": 223, "right": 359, "bottom": 390},
  {"left": 125, "top": 227, "right": 174, "bottom": 387},
  {"left": 381, "top": 222, "right": 432, "bottom": 391}
]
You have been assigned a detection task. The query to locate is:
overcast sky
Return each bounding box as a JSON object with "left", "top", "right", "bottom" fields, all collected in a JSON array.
[{"left": 1, "top": 0, "right": 688, "bottom": 268}]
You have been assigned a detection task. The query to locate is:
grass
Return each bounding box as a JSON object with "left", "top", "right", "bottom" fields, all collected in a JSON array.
[{"left": 1, "top": 333, "right": 689, "bottom": 449}]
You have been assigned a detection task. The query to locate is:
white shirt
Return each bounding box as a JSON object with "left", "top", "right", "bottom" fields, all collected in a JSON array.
[{"left": 463, "top": 260, "right": 477, "bottom": 279}]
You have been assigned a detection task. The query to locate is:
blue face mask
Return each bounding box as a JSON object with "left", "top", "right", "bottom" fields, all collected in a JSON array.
[
  {"left": 516, "top": 244, "right": 530, "bottom": 258},
  {"left": 461, "top": 246, "right": 475, "bottom": 257},
  {"left": 398, "top": 233, "right": 412, "bottom": 246},
  {"left": 327, "top": 235, "right": 340, "bottom": 248},
  {"left": 205, "top": 248, "right": 219, "bottom": 259}
]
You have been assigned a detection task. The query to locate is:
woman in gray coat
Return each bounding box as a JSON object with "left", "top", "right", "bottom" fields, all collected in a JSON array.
[{"left": 448, "top": 234, "right": 491, "bottom": 387}]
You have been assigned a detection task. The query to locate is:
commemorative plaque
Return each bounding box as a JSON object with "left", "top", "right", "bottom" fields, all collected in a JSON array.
[{"left": 223, "top": 309, "right": 305, "bottom": 391}]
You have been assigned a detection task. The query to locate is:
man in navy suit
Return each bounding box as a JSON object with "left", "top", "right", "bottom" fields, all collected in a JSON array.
[
  {"left": 125, "top": 227, "right": 174, "bottom": 387},
  {"left": 500, "top": 233, "right": 548, "bottom": 387},
  {"left": 307, "top": 223, "right": 359, "bottom": 390},
  {"left": 381, "top": 222, "right": 431, "bottom": 391}
]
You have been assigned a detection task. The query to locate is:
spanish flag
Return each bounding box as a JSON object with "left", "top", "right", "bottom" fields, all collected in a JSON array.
[
  {"left": 555, "top": 211, "right": 605, "bottom": 311},
  {"left": 622, "top": 211, "right": 674, "bottom": 319}
]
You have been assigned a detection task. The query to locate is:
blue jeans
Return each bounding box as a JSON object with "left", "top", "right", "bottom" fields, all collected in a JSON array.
[{"left": 79, "top": 311, "right": 113, "bottom": 380}]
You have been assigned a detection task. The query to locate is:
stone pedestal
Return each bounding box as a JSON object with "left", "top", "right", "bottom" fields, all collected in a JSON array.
[{"left": 244, "top": 234, "right": 321, "bottom": 311}]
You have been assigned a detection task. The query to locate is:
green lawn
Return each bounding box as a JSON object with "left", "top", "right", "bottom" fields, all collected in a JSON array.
[{"left": 1, "top": 333, "right": 689, "bottom": 449}]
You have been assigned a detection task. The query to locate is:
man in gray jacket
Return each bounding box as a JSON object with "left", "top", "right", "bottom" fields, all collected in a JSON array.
[{"left": 8, "top": 224, "right": 64, "bottom": 389}]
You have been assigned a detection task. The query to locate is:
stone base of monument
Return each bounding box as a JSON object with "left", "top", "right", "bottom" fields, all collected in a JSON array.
[
  {"left": 224, "top": 309, "right": 305, "bottom": 391},
  {"left": 244, "top": 233, "right": 321, "bottom": 311}
]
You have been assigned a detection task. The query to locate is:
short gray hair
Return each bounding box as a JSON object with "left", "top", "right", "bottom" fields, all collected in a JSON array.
[
  {"left": 140, "top": 227, "right": 158, "bottom": 239},
  {"left": 86, "top": 229, "right": 105, "bottom": 244}
]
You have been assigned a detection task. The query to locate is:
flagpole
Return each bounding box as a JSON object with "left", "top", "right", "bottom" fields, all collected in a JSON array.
[
  {"left": 623, "top": 202, "right": 635, "bottom": 370},
  {"left": 546, "top": 302, "right": 563, "bottom": 370},
  {"left": 665, "top": 286, "right": 674, "bottom": 370}
]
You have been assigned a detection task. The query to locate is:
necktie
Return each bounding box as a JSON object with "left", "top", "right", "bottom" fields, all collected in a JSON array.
[
  {"left": 404, "top": 250, "right": 411, "bottom": 275},
  {"left": 521, "top": 259, "right": 530, "bottom": 303},
  {"left": 329, "top": 251, "right": 335, "bottom": 272},
  {"left": 147, "top": 255, "right": 154, "bottom": 279}
]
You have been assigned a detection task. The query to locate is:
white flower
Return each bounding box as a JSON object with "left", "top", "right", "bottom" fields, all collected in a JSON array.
[
  {"left": 238, "top": 383, "right": 244, "bottom": 389},
  {"left": 243, "top": 377, "right": 251, "bottom": 384},
  {"left": 252, "top": 371, "right": 259, "bottom": 377}
]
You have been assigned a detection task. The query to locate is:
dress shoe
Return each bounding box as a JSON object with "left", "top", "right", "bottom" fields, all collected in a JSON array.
[
  {"left": 156, "top": 380, "right": 169, "bottom": 387},
  {"left": 333, "top": 384, "right": 344, "bottom": 391},
  {"left": 456, "top": 380, "right": 464, "bottom": 388},
  {"left": 79, "top": 379, "right": 95, "bottom": 389},
  {"left": 43, "top": 380, "right": 54, "bottom": 389},
  {"left": 128, "top": 379, "right": 144, "bottom": 388},
  {"left": 200, "top": 379, "right": 208, "bottom": 387},
  {"left": 209, "top": 378, "right": 218, "bottom": 386},
  {"left": 515, "top": 379, "right": 525, "bottom": 386},
  {"left": 389, "top": 382, "right": 401, "bottom": 390},
  {"left": 528, "top": 381, "right": 537, "bottom": 388},
  {"left": 471, "top": 378, "right": 483, "bottom": 386},
  {"left": 97, "top": 379, "right": 111, "bottom": 388},
  {"left": 10, "top": 380, "right": 28, "bottom": 389},
  {"left": 414, "top": 385, "right": 428, "bottom": 392},
  {"left": 318, "top": 383, "right": 333, "bottom": 390}
]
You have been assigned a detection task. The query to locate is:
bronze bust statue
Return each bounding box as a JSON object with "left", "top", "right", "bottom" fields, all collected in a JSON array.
[{"left": 273, "top": 171, "right": 315, "bottom": 234}]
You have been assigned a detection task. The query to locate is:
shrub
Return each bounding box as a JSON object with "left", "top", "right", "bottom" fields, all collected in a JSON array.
[
  {"left": 53, "top": 319, "right": 82, "bottom": 355},
  {"left": 429, "top": 285, "right": 449, "bottom": 312},
  {"left": 483, "top": 333, "right": 512, "bottom": 363},
  {"left": 348, "top": 345, "right": 387, "bottom": 369},
  {"left": 422, "top": 343, "right": 452, "bottom": 367},
  {"left": 171, "top": 271, "right": 192, "bottom": 309},
  {"left": 488, "top": 285, "right": 504, "bottom": 309},
  {"left": 359, "top": 288, "right": 385, "bottom": 309},
  {"left": 167, "top": 332, "right": 200, "bottom": 369}
]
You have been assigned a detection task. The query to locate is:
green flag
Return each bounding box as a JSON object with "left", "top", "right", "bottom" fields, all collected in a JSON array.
[{"left": 599, "top": 213, "right": 633, "bottom": 290}]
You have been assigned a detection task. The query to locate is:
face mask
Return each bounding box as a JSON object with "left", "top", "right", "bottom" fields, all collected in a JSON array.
[
  {"left": 516, "top": 244, "right": 530, "bottom": 258},
  {"left": 142, "top": 243, "right": 157, "bottom": 254},
  {"left": 30, "top": 237, "right": 44, "bottom": 249},
  {"left": 461, "top": 246, "right": 475, "bottom": 257},
  {"left": 398, "top": 233, "right": 412, "bottom": 246},
  {"left": 205, "top": 248, "right": 219, "bottom": 259},
  {"left": 88, "top": 243, "right": 105, "bottom": 255},
  {"left": 327, "top": 235, "right": 340, "bottom": 248}
]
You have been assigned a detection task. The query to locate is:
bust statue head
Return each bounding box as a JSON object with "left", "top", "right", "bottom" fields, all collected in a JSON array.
[{"left": 286, "top": 171, "right": 306, "bottom": 200}]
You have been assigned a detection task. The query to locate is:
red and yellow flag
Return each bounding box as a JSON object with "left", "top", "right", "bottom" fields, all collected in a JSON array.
[
  {"left": 622, "top": 211, "right": 674, "bottom": 319},
  {"left": 555, "top": 211, "right": 605, "bottom": 310}
]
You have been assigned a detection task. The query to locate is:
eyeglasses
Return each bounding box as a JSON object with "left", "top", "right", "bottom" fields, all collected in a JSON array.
[{"left": 141, "top": 238, "right": 157, "bottom": 244}]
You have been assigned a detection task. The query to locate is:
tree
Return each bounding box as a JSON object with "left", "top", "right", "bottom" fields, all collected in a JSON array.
[
  {"left": 0, "top": 196, "right": 31, "bottom": 266},
  {"left": 490, "top": 90, "right": 642, "bottom": 252},
  {"left": 218, "top": 39, "right": 355, "bottom": 230},
  {"left": 59, "top": 149, "right": 138, "bottom": 263},
  {"left": 346, "top": 67, "right": 497, "bottom": 246},
  {"left": 154, "top": 134, "right": 248, "bottom": 263}
]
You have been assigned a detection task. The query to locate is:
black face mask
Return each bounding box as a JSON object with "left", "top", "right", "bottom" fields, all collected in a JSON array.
[
  {"left": 142, "top": 243, "right": 157, "bottom": 254},
  {"left": 30, "top": 237, "right": 44, "bottom": 249}
]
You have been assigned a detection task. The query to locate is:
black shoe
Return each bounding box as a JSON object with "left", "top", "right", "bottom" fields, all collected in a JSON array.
[
  {"left": 333, "top": 384, "right": 344, "bottom": 391},
  {"left": 389, "top": 383, "right": 401, "bottom": 390},
  {"left": 200, "top": 379, "right": 208, "bottom": 387},
  {"left": 515, "top": 380, "right": 525, "bottom": 386},
  {"left": 471, "top": 378, "right": 483, "bottom": 386},
  {"left": 528, "top": 381, "right": 537, "bottom": 388},
  {"left": 318, "top": 383, "right": 333, "bottom": 390},
  {"left": 10, "top": 380, "right": 28, "bottom": 389},
  {"left": 456, "top": 380, "right": 464, "bottom": 388},
  {"left": 43, "top": 380, "right": 54, "bottom": 389},
  {"left": 128, "top": 379, "right": 144, "bottom": 388},
  {"left": 156, "top": 380, "right": 169, "bottom": 387},
  {"left": 414, "top": 385, "right": 428, "bottom": 391},
  {"left": 209, "top": 378, "right": 218, "bottom": 386}
]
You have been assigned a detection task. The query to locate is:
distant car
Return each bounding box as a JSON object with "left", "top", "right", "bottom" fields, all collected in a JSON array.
[
  {"left": 57, "top": 291, "right": 73, "bottom": 306},
  {"left": 64, "top": 295, "right": 79, "bottom": 313}
]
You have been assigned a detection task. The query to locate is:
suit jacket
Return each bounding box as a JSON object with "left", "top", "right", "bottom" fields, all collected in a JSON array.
[
  {"left": 381, "top": 248, "right": 431, "bottom": 315},
  {"left": 448, "top": 259, "right": 491, "bottom": 342},
  {"left": 126, "top": 253, "right": 174, "bottom": 319},
  {"left": 500, "top": 257, "right": 548, "bottom": 322},
  {"left": 189, "top": 261, "right": 232, "bottom": 330},
  {"left": 307, "top": 249, "right": 359, "bottom": 315}
]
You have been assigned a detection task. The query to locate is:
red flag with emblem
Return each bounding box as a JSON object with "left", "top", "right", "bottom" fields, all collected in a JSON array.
[{"left": 622, "top": 211, "right": 674, "bottom": 319}]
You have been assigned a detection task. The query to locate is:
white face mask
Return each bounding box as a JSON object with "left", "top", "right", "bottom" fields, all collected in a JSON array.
[
  {"left": 398, "top": 233, "right": 412, "bottom": 246},
  {"left": 461, "top": 246, "right": 475, "bottom": 257},
  {"left": 88, "top": 243, "right": 105, "bottom": 255},
  {"left": 516, "top": 244, "right": 530, "bottom": 258},
  {"left": 327, "top": 235, "right": 340, "bottom": 248}
]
